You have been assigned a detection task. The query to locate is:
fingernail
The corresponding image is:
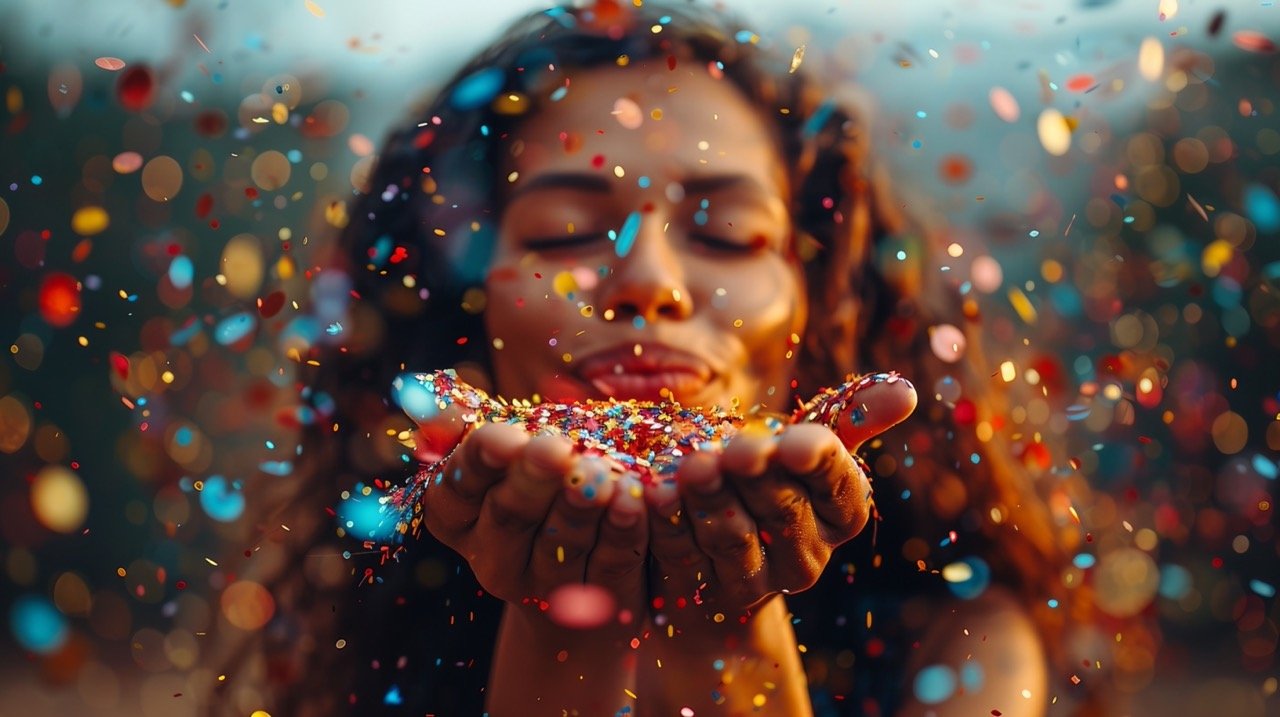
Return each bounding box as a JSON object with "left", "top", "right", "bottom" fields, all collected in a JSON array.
[
  {"left": 609, "top": 474, "right": 644, "bottom": 528},
  {"left": 479, "top": 445, "right": 507, "bottom": 469},
  {"left": 690, "top": 473, "right": 722, "bottom": 494},
  {"left": 565, "top": 457, "right": 611, "bottom": 509},
  {"left": 648, "top": 478, "right": 681, "bottom": 515}
]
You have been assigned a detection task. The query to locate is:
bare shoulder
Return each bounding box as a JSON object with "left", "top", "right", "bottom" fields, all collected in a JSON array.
[{"left": 895, "top": 586, "right": 1049, "bottom": 717}]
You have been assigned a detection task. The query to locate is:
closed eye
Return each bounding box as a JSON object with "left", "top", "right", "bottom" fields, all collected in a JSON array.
[
  {"left": 522, "top": 233, "right": 608, "bottom": 252},
  {"left": 690, "top": 233, "right": 763, "bottom": 254}
]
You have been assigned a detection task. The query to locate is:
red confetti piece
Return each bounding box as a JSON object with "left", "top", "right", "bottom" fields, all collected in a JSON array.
[
  {"left": 116, "top": 65, "right": 155, "bottom": 112},
  {"left": 94, "top": 57, "right": 126, "bottom": 71},
  {"left": 1232, "top": 31, "right": 1276, "bottom": 53},
  {"left": 194, "top": 110, "right": 228, "bottom": 138},
  {"left": 258, "top": 291, "right": 286, "bottom": 318},
  {"left": 195, "top": 193, "right": 214, "bottom": 219},
  {"left": 38, "top": 273, "right": 81, "bottom": 327},
  {"left": 938, "top": 154, "right": 974, "bottom": 185},
  {"left": 1064, "top": 73, "right": 1096, "bottom": 92},
  {"left": 109, "top": 352, "right": 130, "bottom": 380}
]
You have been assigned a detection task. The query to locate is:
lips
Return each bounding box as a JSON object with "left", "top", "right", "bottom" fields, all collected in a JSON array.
[{"left": 575, "top": 344, "right": 714, "bottom": 402}]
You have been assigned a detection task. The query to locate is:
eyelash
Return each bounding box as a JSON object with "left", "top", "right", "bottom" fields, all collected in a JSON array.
[{"left": 523, "top": 233, "right": 758, "bottom": 254}]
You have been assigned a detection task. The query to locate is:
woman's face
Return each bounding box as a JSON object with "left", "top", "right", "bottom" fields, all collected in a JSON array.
[{"left": 484, "top": 62, "right": 806, "bottom": 413}]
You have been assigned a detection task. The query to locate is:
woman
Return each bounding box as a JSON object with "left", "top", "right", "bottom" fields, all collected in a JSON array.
[{"left": 205, "top": 1, "right": 1105, "bottom": 714}]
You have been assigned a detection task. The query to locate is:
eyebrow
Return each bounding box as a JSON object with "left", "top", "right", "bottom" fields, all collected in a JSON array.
[{"left": 507, "top": 171, "right": 774, "bottom": 201}]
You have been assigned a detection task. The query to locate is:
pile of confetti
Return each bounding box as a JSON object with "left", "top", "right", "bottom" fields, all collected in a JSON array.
[{"left": 379, "top": 369, "right": 900, "bottom": 540}]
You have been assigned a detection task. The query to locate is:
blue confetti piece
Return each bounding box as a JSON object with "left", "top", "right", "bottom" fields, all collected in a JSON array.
[
  {"left": 258, "top": 460, "right": 293, "bottom": 476},
  {"left": 175, "top": 426, "right": 193, "bottom": 447},
  {"left": 615, "top": 211, "right": 641, "bottom": 258},
  {"left": 959, "top": 662, "right": 984, "bottom": 691},
  {"left": 946, "top": 556, "right": 991, "bottom": 600},
  {"left": 1244, "top": 184, "right": 1280, "bottom": 234},
  {"left": 913, "top": 665, "right": 957, "bottom": 704},
  {"left": 1072, "top": 553, "right": 1096, "bottom": 569},
  {"left": 168, "top": 255, "right": 194, "bottom": 289},
  {"left": 214, "top": 312, "right": 256, "bottom": 345},
  {"left": 393, "top": 372, "right": 442, "bottom": 422},
  {"left": 338, "top": 489, "right": 397, "bottom": 541},
  {"left": 1253, "top": 454, "right": 1278, "bottom": 480},
  {"left": 550, "top": 86, "right": 568, "bottom": 102},
  {"left": 1250, "top": 579, "right": 1276, "bottom": 598},
  {"left": 10, "top": 596, "right": 68, "bottom": 654},
  {"left": 199, "top": 475, "right": 245, "bottom": 522},
  {"left": 1158, "top": 564, "right": 1192, "bottom": 599},
  {"left": 452, "top": 67, "right": 505, "bottom": 111},
  {"left": 384, "top": 685, "right": 402, "bottom": 705}
]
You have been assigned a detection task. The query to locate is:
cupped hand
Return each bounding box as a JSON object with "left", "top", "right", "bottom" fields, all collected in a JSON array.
[
  {"left": 644, "top": 376, "right": 917, "bottom": 623},
  {"left": 418, "top": 422, "right": 649, "bottom": 623}
]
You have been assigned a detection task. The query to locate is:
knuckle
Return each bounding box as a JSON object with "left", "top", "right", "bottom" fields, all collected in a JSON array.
[
  {"left": 707, "top": 530, "right": 759, "bottom": 562},
  {"left": 591, "top": 550, "right": 645, "bottom": 582},
  {"left": 761, "top": 491, "right": 811, "bottom": 529},
  {"left": 484, "top": 494, "right": 532, "bottom": 531}
]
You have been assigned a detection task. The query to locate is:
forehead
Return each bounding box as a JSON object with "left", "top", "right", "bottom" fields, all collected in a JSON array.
[{"left": 505, "top": 63, "right": 785, "bottom": 191}]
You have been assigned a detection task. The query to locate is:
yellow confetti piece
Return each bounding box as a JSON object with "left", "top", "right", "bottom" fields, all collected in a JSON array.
[
  {"left": 1000, "top": 361, "right": 1017, "bottom": 383},
  {"left": 1007, "top": 287, "right": 1038, "bottom": 324},
  {"left": 556, "top": 545, "right": 565, "bottom": 563},
  {"left": 789, "top": 44, "right": 806, "bottom": 73},
  {"left": 1138, "top": 37, "right": 1164, "bottom": 81},
  {"left": 624, "top": 688, "right": 637, "bottom": 699},
  {"left": 71, "top": 206, "right": 109, "bottom": 236},
  {"left": 304, "top": 0, "right": 325, "bottom": 17},
  {"left": 553, "top": 271, "right": 579, "bottom": 297},
  {"left": 205, "top": 557, "right": 219, "bottom": 566},
  {"left": 1036, "top": 108, "right": 1072, "bottom": 156}
]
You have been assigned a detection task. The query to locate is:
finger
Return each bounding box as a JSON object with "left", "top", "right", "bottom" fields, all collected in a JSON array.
[
  {"left": 585, "top": 472, "right": 648, "bottom": 604},
  {"left": 422, "top": 421, "right": 529, "bottom": 541},
  {"left": 467, "top": 433, "right": 574, "bottom": 587},
  {"left": 679, "top": 450, "right": 770, "bottom": 607},
  {"left": 645, "top": 471, "right": 714, "bottom": 606},
  {"left": 479, "top": 432, "right": 575, "bottom": 533},
  {"left": 529, "top": 455, "right": 617, "bottom": 588},
  {"left": 776, "top": 423, "right": 870, "bottom": 542},
  {"left": 722, "top": 433, "right": 828, "bottom": 593},
  {"left": 827, "top": 373, "right": 917, "bottom": 452}
]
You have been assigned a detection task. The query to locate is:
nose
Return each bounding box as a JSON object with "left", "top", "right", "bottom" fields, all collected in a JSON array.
[{"left": 597, "top": 218, "right": 693, "bottom": 324}]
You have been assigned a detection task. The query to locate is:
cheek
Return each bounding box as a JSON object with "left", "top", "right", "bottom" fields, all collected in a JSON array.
[{"left": 703, "top": 259, "right": 804, "bottom": 343}]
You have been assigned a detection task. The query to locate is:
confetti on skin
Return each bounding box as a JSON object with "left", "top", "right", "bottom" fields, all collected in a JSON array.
[
  {"left": 615, "top": 210, "right": 642, "bottom": 257},
  {"left": 379, "top": 370, "right": 912, "bottom": 539},
  {"left": 612, "top": 97, "right": 644, "bottom": 129}
]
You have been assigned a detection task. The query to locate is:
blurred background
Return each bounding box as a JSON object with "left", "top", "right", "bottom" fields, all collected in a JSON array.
[{"left": 0, "top": 0, "right": 1277, "bottom": 714}]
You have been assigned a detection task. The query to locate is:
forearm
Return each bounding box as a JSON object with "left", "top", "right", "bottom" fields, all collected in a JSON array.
[
  {"left": 487, "top": 602, "right": 639, "bottom": 716},
  {"left": 636, "top": 594, "right": 812, "bottom": 716}
]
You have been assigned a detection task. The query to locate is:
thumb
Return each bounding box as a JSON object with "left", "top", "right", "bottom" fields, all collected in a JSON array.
[
  {"left": 394, "top": 370, "right": 493, "bottom": 461},
  {"left": 797, "top": 372, "right": 918, "bottom": 452}
]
